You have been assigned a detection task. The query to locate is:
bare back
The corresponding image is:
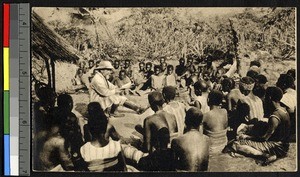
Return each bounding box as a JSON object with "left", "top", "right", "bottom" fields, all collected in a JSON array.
[
  {"left": 171, "top": 131, "right": 209, "bottom": 171},
  {"left": 144, "top": 110, "right": 177, "bottom": 152},
  {"left": 203, "top": 108, "right": 228, "bottom": 132}
]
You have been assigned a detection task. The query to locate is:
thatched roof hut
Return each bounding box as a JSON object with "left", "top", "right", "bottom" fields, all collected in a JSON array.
[
  {"left": 32, "top": 11, "right": 81, "bottom": 92},
  {"left": 32, "top": 11, "right": 80, "bottom": 63}
]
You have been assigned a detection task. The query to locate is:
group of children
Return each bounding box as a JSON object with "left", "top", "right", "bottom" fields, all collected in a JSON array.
[{"left": 33, "top": 54, "right": 296, "bottom": 172}]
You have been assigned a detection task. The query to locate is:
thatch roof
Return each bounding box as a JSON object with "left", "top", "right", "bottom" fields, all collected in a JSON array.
[{"left": 32, "top": 11, "right": 80, "bottom": 63}]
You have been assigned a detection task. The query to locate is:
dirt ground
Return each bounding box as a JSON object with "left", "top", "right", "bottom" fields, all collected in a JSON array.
[{"left": 71, "top": 92, "right": 297, "bottom": 172}]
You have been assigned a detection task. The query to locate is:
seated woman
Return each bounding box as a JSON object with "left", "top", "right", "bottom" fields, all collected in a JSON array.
[{"left": 80, "top": 105, "right": 126, "bottom": 172}]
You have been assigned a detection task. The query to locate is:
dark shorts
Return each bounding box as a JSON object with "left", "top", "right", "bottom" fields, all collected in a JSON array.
[{"left": 237, "top": 140, "right": 289, "bottom": 158}]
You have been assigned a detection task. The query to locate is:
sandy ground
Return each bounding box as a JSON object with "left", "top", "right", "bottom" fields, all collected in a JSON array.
[{"left": 71, "top": 92, "right": 297, "bottom": 172}]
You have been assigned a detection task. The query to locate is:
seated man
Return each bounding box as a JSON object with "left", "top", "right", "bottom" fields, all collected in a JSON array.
[
  {"left": 39, "top": 123, "right": 75, "bottom": 171},
  {"left": 203, "top": 90, "right": 228, "bottom": 153},
  {"left": 175, "top": 57, "right": 186, "bottom": 77},
  {"left": 239, "top": 77, "right": 264, "bottom": 121},
  {"left": 137, "top": 127, "right": 175, "bottom": 171},
  {"left": 162, "top": 86, "right": 186, "bottom": 136},
  {"left": 276, "top": 74, "right": 296, "bottom": 134},
  {"left": 192, "top": 80, "right": 210, "bottom": 114},
  {"left": 39, "top": 94, "right": 86, "bottom": 171},
  {"left": 224, "top": 87, "right": 291, "bottom": 165},
  {"left": 171, "top": 107, "right": 209, "bottom": 171},
  {"left": 132, "top": 61, "right": 147, "bottom": 90},
  {"left": 114, "top": 70, "right": 132, "bottom": 95},
  {"left": 253, "top": 74, "right": 268, "bottom": 99},
  {"left": 185, "top": 56, "right": 196, "bottom": 75},
  {"left": 140, "top": 62, "right": 154, "bottom": 90},
  {"left": 90, "top": 61, "right": 146, "bottom": 117},
  {"left": 165, "top": 65, "right": 177, "bottom": 87},
  {"left": 137, "top": 91, "right": 178, "bottom": 153},
  {"left": 160, "top": 62, "right": 168, "bottom": 75},
  {"left": 150, "top": 65, "right": 166, "bottom": 91}
]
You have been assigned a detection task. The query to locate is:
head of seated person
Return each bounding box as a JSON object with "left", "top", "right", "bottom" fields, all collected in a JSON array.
[
  {"left": 139, "top": 61, "right": 145, "bottom": 71},
  {"left": 148, "top": 91, "right": 165, "bottom": 112},
  {"left": 57, "top": 93, "right": 73, "bottom": 113},
  {"left": 162, "top": 86, "right": 176, "bottom": 103},
  {"left": 146, "top": 62, "right": 153, "bottom": 71},
  {"left": 207, "top": 90, "right": 223, "bottom": 107},
  {"left": 221, "top": 78, "right": 235, "bottom": 93},
  {"left": 246, "top": 70, "right": 259, "bottom": 80},
  {"left": 167, "top": 65, "right": 174, "bottom": 75},
  {"left": 286, "top": 69, "right": 296, "bottom": 81},
  {"left": 194, "top": 80, "right": 208, "bottom": 96},
  {"left": 154, "top": 65, "right": 162, "bottom": 75},
  {"left": 239, "top": 76, "right": 255, "bottom": 96},
  {"left": 276, "top": 74, "right": 294, "bottom": 91},
  {"left": 185, "top": 107, "right": 203, "bottom": 130},
  {"left": 119, "top": 70, "right": 127, "bottom": 80},
  {"left": 264, "top": 86, "right": 284, "bottom": 117},
  {"left": 160, "top": 62, "right": 168, "bottom": 72}
]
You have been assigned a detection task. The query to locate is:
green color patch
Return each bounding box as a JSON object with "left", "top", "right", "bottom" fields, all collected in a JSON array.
[{"left": 4, "top": 91, "right": 10, "bottom": 134}]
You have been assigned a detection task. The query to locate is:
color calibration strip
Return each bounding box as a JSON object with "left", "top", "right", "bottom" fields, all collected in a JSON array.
[
  {"left": 10, "top": 4, "right": 20, "bottom": 176},
  {"left": 3, "top": 3, "right": 11, "bottom": 176},
  {"left": 3, "top": 3, "right": 30, "bottom": 176},
  {"left": 18, "top": 3, "right": 31, "bottom": 176}
]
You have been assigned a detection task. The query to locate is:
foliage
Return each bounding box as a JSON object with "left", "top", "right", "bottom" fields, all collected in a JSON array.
[{"left": 45, "top": 7, "right": 295, "bottom": 62}]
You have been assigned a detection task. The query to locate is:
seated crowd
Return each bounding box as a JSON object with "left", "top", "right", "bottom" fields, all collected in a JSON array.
[{"left": 33, "top": 54, "right": 296, "bottom": 172}]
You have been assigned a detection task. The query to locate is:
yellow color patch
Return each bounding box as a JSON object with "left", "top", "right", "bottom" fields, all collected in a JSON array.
[{"left": 3, "top": 47, "right": 9, "bottom": 90}]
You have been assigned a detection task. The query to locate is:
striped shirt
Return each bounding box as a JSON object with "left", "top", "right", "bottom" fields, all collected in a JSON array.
[
  {"left": 243, "top": 94, "right": 264, "bottom": 121},
  {"left": 80, "top": 139, "right": 121, "bottom": 162}
]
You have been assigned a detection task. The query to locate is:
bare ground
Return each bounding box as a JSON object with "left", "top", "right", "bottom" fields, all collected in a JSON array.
[{"left": 71, "top": 92, "right": 297, "bottom": 172}]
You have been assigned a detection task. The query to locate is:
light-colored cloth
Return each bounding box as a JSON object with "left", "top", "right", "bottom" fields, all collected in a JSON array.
[
  {"left": 243, "top": 94, "right": 264, "bottom": 121},
  {"left": 195, "top": 94, "right": 210, "bottom": 114},
  {"left": 281, "top": 88, "right": 296, "bottom": 113},
  {"left": 224, "top": 60, "right": 237, "bottom": 78},
  {"left": 81, "top": 140, "right": 122, "bottom": 162},
  {"left": 204, "top": 129, "right": 228, "bottom": 153},
  {"left": 90, "top": 72, "right": 127, "bottom": 110},
  {"left": 80, "top": 139, "right": 122, "bottom": 171},
  {"left": 151, "top": 74, "right": 165, "bottom": 90},
  {"left": 165, "top": 74, "right": 177, "bottom": 87},
  {"left": 122, "top": 144, "right": 147, "bottom": 164},
  {"left": 163, "top": 101, "right": 186, "bottom": 136},
  {"left": 114, "top": 76, "right": 132, "bottom": 89}
]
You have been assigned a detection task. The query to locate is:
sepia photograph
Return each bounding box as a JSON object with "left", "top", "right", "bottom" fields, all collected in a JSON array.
[{"left": 31, "top": 7, "right": 296, "bottom": 172}]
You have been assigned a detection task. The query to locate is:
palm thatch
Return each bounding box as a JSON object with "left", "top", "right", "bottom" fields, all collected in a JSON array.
[{"left": 32, "top": 11, "right": 80, "bottom": 63}]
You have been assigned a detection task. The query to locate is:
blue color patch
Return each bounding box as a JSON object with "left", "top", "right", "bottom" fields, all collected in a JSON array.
[{"left": 4, "top": 135, "right": 10, "bottom": 175}]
